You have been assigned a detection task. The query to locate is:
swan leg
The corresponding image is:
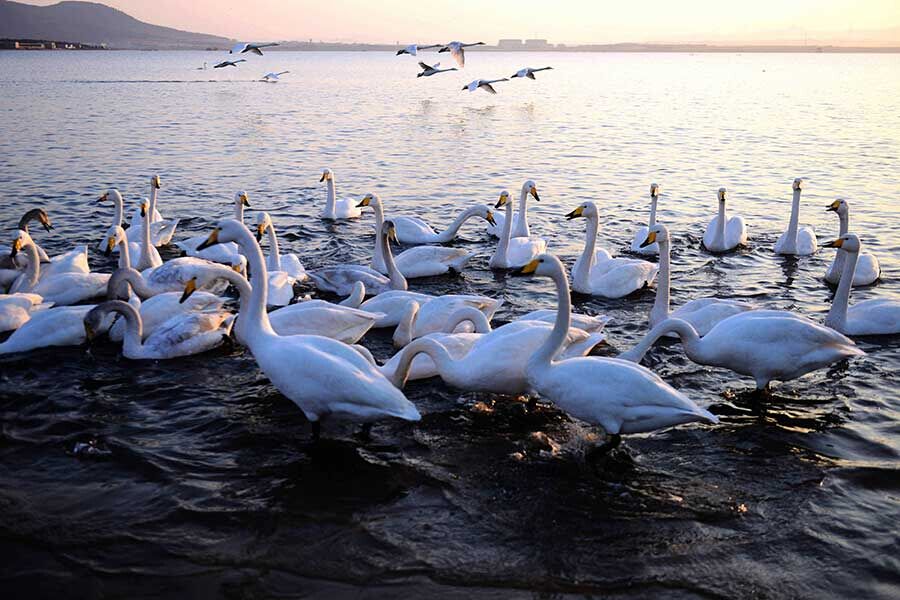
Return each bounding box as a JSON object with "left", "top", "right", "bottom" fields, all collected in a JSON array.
[{"left": 585, "top": 433, "right": 622, "bottom": 469}]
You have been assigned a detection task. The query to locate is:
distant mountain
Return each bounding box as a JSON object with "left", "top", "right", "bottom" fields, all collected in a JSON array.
[{"left": 0, "top": 0, "right": 232, "bottom": 49}]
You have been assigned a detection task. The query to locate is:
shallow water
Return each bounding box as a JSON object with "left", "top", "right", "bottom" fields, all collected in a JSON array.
[{"left": 1, "top": 50, "right": 899, "bottom": 598}]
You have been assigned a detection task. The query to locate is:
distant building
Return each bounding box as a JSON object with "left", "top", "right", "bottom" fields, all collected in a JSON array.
[
  {"left": 498, "top": 39, "right": 523, "bottom": 49},
  {"left": 15, "top": 41, "right": 46, "bottom": 49},
  {"left": 524, "top": 39, "right": 550, "bottom": 49}
]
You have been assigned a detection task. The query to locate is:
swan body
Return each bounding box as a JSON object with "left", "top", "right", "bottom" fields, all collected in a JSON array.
[
  {"left": 142, "top": 257, "right": 239, "bottom": 296},
  {"left": 391, "top": 295, "right": 504, "bottom": 347},
  {"left": 824, "top": 200, "right": 880, "bottom": 287},
  {"left": 255, "top": 212, "right": 307, "bottom": 282},
  {"left": 0, "top": 305, "right": 116, "bottom": 355},
  {"left": 644, "top": 224, "right": 753, "bottom": 335},
  {"left": 629, "top": 184, "right": 661, "bottom": 255},
  {"left": 360, "top": 290, "right": 499, "bottom": 329},
  {"left": 177, "top": 191, "right": 250, "bottom": 265},
  {"left": 773, "top": 179, "right": 817, "bottom": 256},
  {"left": 386, "top": 205, "right": 495, "bottom": 245},
  {"left": 621, "top": 311, "right": 863, "bottom": 390},
  {"left": 566, "top": 202, "right": 657, "bottom": 298},
  {"left": 438, "top": 41, "right": 485, "bottom": 68},
  {"left": 9, "top": 236, "right": 108, "bottom": 305},
  {"left": 516, "top": 254, "right": 718, "bottom": 435},
  {"left": 193, "top": 219, "right": 420, "bottom": 431},
  {"left": 126, "top": 175, "right": 179, "bottom": 246},
  {"left": 319, "top": 169, "right": 361, "bottom": 220},
  {"left": 514, "top": 309, "right": 610, "bottom": 333},
  {"left": 703, "top": 188, "right": 748, "bottom": 252},
  {"left": 132, "top": 199, "right": 163, "bottom": 271},
  {"left": 0, "top": 293, "right": 51, "bottom": 333},
  {"left": 489, "top": 188, "right": 547, "bottom": 269},
  {"left": 823, "top": 234, "right": 900, "bottom": 335}
]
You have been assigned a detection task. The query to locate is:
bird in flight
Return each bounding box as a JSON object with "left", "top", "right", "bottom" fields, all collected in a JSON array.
[
  {"left": 397, "top": 43, "right": 442, "bottom": 56},
  {"left": 214, "top": 59, "right": 246, "bottom": 68},
  {"left": 230, "top": 42, "right": 279, "bottom": 56},
  {"left": 462, "top": 78, "right": 508, "bottom": 94},
  {"left": 511, "top": 66, "right": 554, "bottom": 80},
  {"left": 261, "top": 71, "right": 290, "bottom": 82},
  {"left": 417, "top": 62, "right": 457, "bottom": 77},
  {"left": 438, "top": 41, "right": 485, "bottom": 68}
]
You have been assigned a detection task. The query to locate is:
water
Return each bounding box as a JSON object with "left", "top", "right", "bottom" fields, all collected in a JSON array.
[{"left": 1, "top": 50, "right": 899, "bottom": 598}]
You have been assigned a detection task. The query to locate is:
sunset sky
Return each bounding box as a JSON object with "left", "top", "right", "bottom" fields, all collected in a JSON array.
[{"left": 21, "top": 0, "right": 900, "bottom": 45}]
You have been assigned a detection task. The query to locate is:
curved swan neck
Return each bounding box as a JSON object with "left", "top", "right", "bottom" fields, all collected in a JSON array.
[
  {"left": 392, "top": 301, "right": 419, "bottom": 347},
  {"left": 513, "top": 183, "right": 530, "bottom": 237},
  {"left": 109, "top": 268, "right": 154, "bottom": 300},
  {"left": 17, "top": 242, "right": 40, "bottom": 291},
  {"left": 112, "top": 194, "right": 124, "bottom": 227},
  {"left": 381, "top": 227, "right": 408, "bottom": 291},
  {"left": 573, "top": 212, "right": 599, "bottom": 284},
  {"left": 444, "top": 307, "right": 492, "bottom": 333},
  {"left": 105, "top": 300, "right": 144, "bottom": 355},
  {"left": 650, "top": 237, "right": 671, "bottom": 325},
  {"left": 388, "top": 336, "right": 454, "bottom": 389},
  {"left": 529, "top": 260, "right": 572, "bottom": 368},
  {"left": 620, "top": 318, "right": 701, "bottom": 363},
  {"left": 266, "top": 223, "right": 281, "bottom": 271},
  {"left": 340, "top": 281, "right": 365, "bottom": 307},
  {"left": 825, "top": 248, "right": 859, "bottom": 330},
  {"left": 435, "top": 206, "right": 478, "bottom": 243}
]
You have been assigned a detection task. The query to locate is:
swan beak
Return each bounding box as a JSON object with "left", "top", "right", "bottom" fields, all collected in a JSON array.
[
  {"left": 152, "top": 176, "right": 161, "bottom": 189},
  {"left": 9, "top": 238, "right": 22, "bottom": 259},
  {"left": 255, "top": 224, "right": 265, "bottom": 242},
  {"left": 241, "top": 194, "right": 251, "bottom": 207},
  {"left": 565, "top": 206, "right": 584, "bottom": 220},
  {"left": 41, "top": 221, "right": 53, "bottom": 232},
  {"left": 356, "top": 197, "right": 371, "bottom": 208},
  {"left": 232, "top": 264, "right": 243, "bottom": 274},
  {"left": 319, "top": 172, "right": 328, "bottom": 182},
  {"left": 140, "top": 204, "right": 147, "bottom": 217},
  {"left": 180, "top": 277, "right": 197, "bottom": 304},
  {"left": 97, "top": 192, "right": 109, "bottom": 203},
  {"left": 518, "top": 259, "right": 540, "bottom": 275},
  {"left": 494, "top": 194, "right": 508, "bottom": 209},
  {"left": 530, "top": 186, "right": 540, "bottom": 201},
  {"left": 826, "top": 200, "right": 840, "bottom": 212},
  {"left": 485, "top": 211, "right": 496, "bottom": 226},
  {"left": 83, "top": 322, "right": 95, "bottom": 341},
  {"left": 196, "top": 228, "right": 220, "bottom": 251},
  {"left": 104, "top": 236, "right": 115, "bottom": 257},
  {"left": 824, "top": 238, "right": 844, "bottom": 248},
  {"left": 640, "top": 231, "right": 657, "bottom": 248}
]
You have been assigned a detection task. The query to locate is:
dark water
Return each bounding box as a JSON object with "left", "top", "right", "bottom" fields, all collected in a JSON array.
[{"left": 1, "top": 51, "right": 899, "bottom": 598}]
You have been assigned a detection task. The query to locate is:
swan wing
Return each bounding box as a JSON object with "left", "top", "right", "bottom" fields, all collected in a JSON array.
[
  {"left": 394, "top": 247, "right": 474, "bottom": 278},
  {"left": 142, "top": 311, "right": 231, "bottom": 359},
  {"left": 582, "top": 258, "right": 657, "bottom": 298},
  {"left": 309, "top": 266, "right": 389, "bottom": 296},
  {"left": 845, "top": 299, "right": 900, "bottom": 335},
  {"left": 726, "top": 216, "right": 748, "bottom": 247},
  {"left": 269, "top": 303, "right": 381, "bottom": 344},
  {"left": 33, "top": 273, "right": 110, "bottom": 306},
  {"left": 393, "top": 216, "right": 439, "bottom": 243}
]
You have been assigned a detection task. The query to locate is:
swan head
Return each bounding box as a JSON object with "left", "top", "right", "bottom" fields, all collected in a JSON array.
[
  {"left": 84, "top": 302, "right": 117, "bottom": 341},
  {"left": 827, "top": 199, "right": 849, "bottom": 215},
  {"left": 19, "top": 208, "right": 53, "bottom": 233},
  {"left": 517, "top": 253, "right": 564, "bottom": 278},
  {"left": 717, "top": 188, "right": 728, "bottom": 203},
  {"left": 641, "top": 224, "right": 669, "bottom": 248},
  {"left": 481, "top": 207, "right": 497, "bottom": 226},
  {"left": 356, "top": 192, "right": 380, "bottom": 209},
  {"left": 151, "top": 174, "right": 161, "bottom": 190},
  {"left": 824, "top": 233, "right": 861, "bottom": 253},
  {"left": 523, "top": 180, "right": 540, "bottom": 201},
  {"left": 139, "top": 199, "right": 149, "bottom": 217},
  {"left": 8, "top": 231, "right": 27, "bottom": 259},
  {"left": 792, "top": 178, "right": 803, "bottom": 191},
  {"left": 103, "top": 225, "right": 126, "bottom": 257},
  {"left": 565, "top": 201, "right": 597, "bottom": 220},
  {"left": 196, "top": 219, "right": 247, "bottom": 251},
  {"left": 234, "top": 191, "right": 250, "bottom": 208},
  {"left": 255, "top": 212, "right": 272, "bottom": 242},
  {"left": 180, "top": 276, "right": 199, "bottom": 304},
  {"left": 98, "top": 189, "right": 122, "bottom": 205},
  {"left": 495, "top": 190, "right": 511, "bottom": 209},
  {"left": 319, "top": 168, "right": 334, "bottom": 182},
  {"left": 382, "top": 220, "right": 399, "bottom": 244},
  {"left": 650, "top": 183, "right": 660, "bottom": 198},
  {"left": 231, "top": 255, "right": 247, "bottom": 275}
]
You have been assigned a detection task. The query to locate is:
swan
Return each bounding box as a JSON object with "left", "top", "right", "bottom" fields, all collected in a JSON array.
[
  {"left": 823, "top": 234, "right": 899, "bottom": 335},
  {"left": 230, "top": 42, "right": 279, "bottom": 56},
  {"left": 132, "top": 199, "right": 163, "bottom": 271},
  {"left": 629, "top": 183, "right": 661, "bottom": 255},
  {"left": 261, "top": 71, "right": 289, "bottom": 82},
  {"left": 360, "top": 289, "right": 501, "bottom": 328},
  {"left": 8, "top": 234, "right": 109, "bottom": 306},
  {"left": 462, "top": 78, "right": 509, "bottom": 94},
  {"left": 417, "top": 62, "right": 457, "bottom": 77},
  {"left": 488, "top": 180, "right": 541, "bottom": 239},
  {"left": 643, "top": 224, "right": 753, "bottom": 335},
  {"left": 511, "top": 66, "right": 553, "bottom": 80},
  {"left": 774, "top": 178, "right": 817, "bottom": 256},
  {"left": 0, "top": 304, "right": 115, "bottom": 355},
  {"left": 308, "top": 223, "right": 404, "bottom": 296},
  {"left": 177, "top": 191, "right": 250, "bottom": 265},
  {"left": 106, "top": 267, "right": 225, "bottom": 342},
  {"left": 254, "top": 212, "right": 307, "bottom": 281},
  {"left": 566, "top": 202, "right": 657, "bottom": 298},
  {"left": 703, "top": 187, "right": 747, "bottom": 252},
  {"left": 489, "top": 189, "right": 547, "bottom": 269},
  {"left": 620, "top": 311, "right": 863, "bottom": 391},
  {"left": 360, "top": 198, "right": 494, "bottom": 245},
  {"left": 15, "top": 228, "right": 90, "bottom": 282},
  {"left": 0, "top": 293, "right": 51, "bottom": 333},
  {"left": 439, "top": 41, "right": 486, "bottom": 67},
  {"left": 824, "top": 199, "right": 880, "bottom": 286},
  {"left": 390, "top": 294, "right": 504, "bottom": 347},
  {"left": 397, "top": 43, "right": 442, "bottom": 56},
  {"left": 357, "top": 193, "right": 477, "bottom": 277},
  {"left": 126, "top": 175, "right": 179, "bottom": 247},
  {"left": 192, "top": 218, "right": 421, "bottom": 438},
  {"left": 513, "top": 309, "right": 610, "bottom": 334},
  {"left": 319, "top": 169, "right": 361, "bottom": 220},
  {"left": 84, "top": 300, "right": 233, "bottom": 360},
  {"left": 1, "top": 208, "right": 53, "bottom": 264},
  {"left": 97, "top": 189, "right": 138, "bottom": 254},
  {"left": 514, "top": 254, "right": 717, "bottom": 449},
  {"left": 0, "top": 209, "right": 89, "bottom": 279}
]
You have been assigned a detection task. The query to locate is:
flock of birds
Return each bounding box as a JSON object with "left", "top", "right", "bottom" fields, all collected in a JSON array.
[
  {"left": 201, "top": 39, "right": 553, "bottom": 93},
  {"left": 1, "top": 173, "right": 898, "bottom": 455}
]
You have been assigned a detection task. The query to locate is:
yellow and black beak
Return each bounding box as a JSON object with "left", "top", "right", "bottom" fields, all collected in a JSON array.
[
  {"left": 179, "top": 277, "right": 198, "bottom": 304},
  {"left": 104, "top": 236, "right": 115, "bottom": 257},
  {"left": 140, "top": 203, "right": 147, "bottom": 217},
  {"left": 530, "top": 186, "right": 540, "bottom": 202},
  {"left": 196, "top": 228, "right": 220, "bottom": 251},
  {"left": 152, "top": 176, "right": 161, "bottom": 189},
  {"left": 826, "top": 200, "right": 841, "bottom": 212},
  {"left": 640, "top": 231, "right": 657, "bottom": 248},
  {"left": 9, "top": 237, "right": 22, "bottom": 259},
  {"left": 356, "top": 197, "right": 371, "bottom": 208},
  {"left": 241, "top": 194, "right": 250, "bottom": 208},
  {"left": 485, "top": 210, "right": 496, "bottom": 226},
  {"left": 40, "top": 219, "right": 53, "bottom": 233},
  {"left": 494, "top": 195, "right": 508, "bottom": 209},
  {"left": 255, "top": 223, "right": 265, "bottom": 242},
  {"left": 518, "top": 258, "right": 540, "bottom": 275},
  {"left": 565, "top": 206, "right": 584, "bottom": 220},
  {"left": 97, "top": 192, "right": 109, "bottom": 203},
  {"left": 823, "top": 238, "right": 844, "bottom": 248},
  {"left": 319, "top": 172, "right": 328, "bottom": 182},
  {"left": 232, "top": 263, "right": 243, "bottom": 274}
]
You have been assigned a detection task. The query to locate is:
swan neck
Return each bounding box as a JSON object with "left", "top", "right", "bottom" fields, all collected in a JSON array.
[
  {"left": 372, "top": 200, "right": 386, "bottom": 271},
  {"left": 234, "top": 198, "right": 244, "bottom": 222},
  {"left": 389, "top": 337, "right": 453, "bottom": 389},
  {"left": 514, "top": 185, "right": 530, "bottom": 237},
  {"left": 530, "top": 265, "right": 572, "bottom": 368},
  {"left": 495, "top": 197, "right": 515, "bottom": 262},
  {"left": 19, "top": 243, "right": 40, "bottom": 291},
  {"left": 236, "top": 227, "right": 275, "bottom": 336},
  {"left": 436, "top": 207, "right": 475, "bottom": 243},
  {"left": 113, "top": 195, "right": 123, "bottom": 227},
  {"left": 838, "top": 210, "right": 849, "bottom": 236},
  {"left": 444, "top": 307, "right": 491, "bottom": 333},
  {"left": 648, "top": 197, "right": 658, "bottom": 227},
  {"left": 149, "top": 183, "right": 159, "bottom": 220},
  {"left": 381, "top": 228, "right": 407, "bottom": 291},
  {"left": 266, "top": 224, "right": 281, "bottom": 271},
  {"left": 325, "top": 178, "right": 336, "bottom": 214},
  {"left": 650, "top": 238, "right": 671, "bottom": 325},
  {"left": 116, "top": 233, "right": 132, "bottom": 270},
  {"left": 620, "top": 318, "right": 700, "bottom": 363},
  {"left": 825, "top": 249, "right": 859, "bottom": 330},
  {"left": 110, "top": 301, "right": 144, "bottom": 355},
  {"left": 786, "top": 189, "right": 801, "bottom": 241},
  {"left": 140, "top": 203, "right": 152, "bottom": 261},
  {"left": 393, "top": 302, "right": 418, "bottom": 347},
  {"left": 715, "top": 202, "right": 727, "bottom": 244},
  {"left": 574, "top": 213, "right": 599, "bottom": 284}
]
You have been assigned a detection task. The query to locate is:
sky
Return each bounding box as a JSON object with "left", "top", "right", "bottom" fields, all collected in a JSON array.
[{"left": 21, "top": 0, "right": 900, "bottom": 45}]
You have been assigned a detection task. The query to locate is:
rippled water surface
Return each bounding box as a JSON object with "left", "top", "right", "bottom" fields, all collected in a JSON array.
[{"left": 1, "top": 51, "right": 899, "bottom": 598}]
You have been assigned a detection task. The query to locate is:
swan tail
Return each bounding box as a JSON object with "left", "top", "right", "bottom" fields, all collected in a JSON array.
[{"left": 448, "top": 252, "right": 477, "bottom": 273}]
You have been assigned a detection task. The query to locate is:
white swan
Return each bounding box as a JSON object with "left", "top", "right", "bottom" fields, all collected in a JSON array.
[
  {"left": 774, "top": 178, "right": 817, "bottom": 256},
  {"left": 390, "top": 294, "right": 504, "bottom": 347},
  {"left": 0, "top": 209, "right": 88, "bottom": 279},
  {"left": 84, "top": 300, "right": 233, "bottom": 360},
  {"left": 185, "top": 263, "right": 384, "bottom": 345},
  {"left": 824, "top": 199, "right": 880, "bottom": 287},
  {"left": 489, "top": 189, "right": 547, "bottom": 269},
  {"left": 823, "top": 234, "right": 899, "bottom": 335},
  {"left": 513, "top": 309, "right": 610, "bottom": 333},
  {"left": 360, "top": 289, "right": 501, "bottom": 329},
  {"left": 0, "top": 304, "right": 115, "bottom": 355},
  {"left": 0, "top": 293, "right": 51, "bottom": 334},
  {"left": 177, "top": 191, "right": 250, "bottom": 265},
  {"left": 132, "top": 199, "right": 163, "bottom": 271},
  {"left": 620, "top": 311, "right": 863, "bottom": 391},
  {"left": 438, "top": 41, "right": 485, "bottom": 68},
  {"left": 126, "top": 175, "right": 179, "bottom": 247},
  {"left": 644, "top": 224, "right": 753, "bottom": 335},
  {"left": 8, "top": 234, "right": 109, "bottom": 306},
  {"left": 307, "top": 223, "right": 404, "bottom": 296},
  {"left": 515, "top": 254, "right": 717, "bottom": 447},
  {"left": 703, "top": 188, "right": 748, "bottom": 252},
  {"left": 16, "top": 228, "right": 90, "bottom": 281},
  {"left": 487, "top": 180, "right": 541, "bottom": 239},
  {"left": 629, "top": 183, "right": 661, "bottom": 255},
  {"left": 192, "top": 218, "right": 420, "bottom": 438},
  {"left": 97, "top": 190, "right": 142, "bottom": 257},
  {"left": 566, "top": 202, "right": 657, "bottom": 298},
  {"left": 357, "top": 193, "right": 477, "bottom": 277},
  {"left": 367, "top": 201, "right": 494, "bottom": 245},
  {"left": 254, "top": 212, "right": 308, "bottom": 281},
  {"left": 319, "top": 169, "right": 361, "bottom": 220},
  {"left": 6, "top": 208, "right": 53, "bottom": 263}
]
